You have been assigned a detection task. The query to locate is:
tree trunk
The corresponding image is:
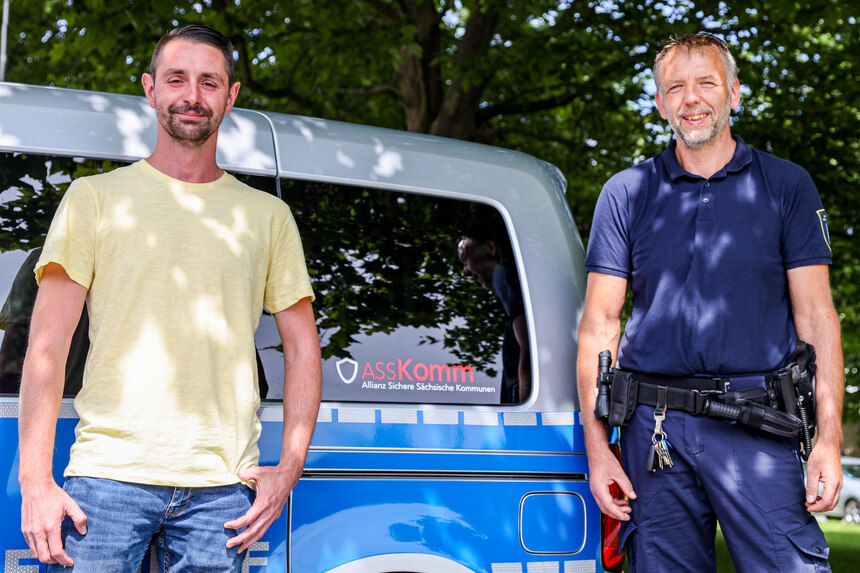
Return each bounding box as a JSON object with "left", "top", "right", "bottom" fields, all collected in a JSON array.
[
  {"left": 393, "top": 1, "right": 443, "bottom": 133},
  {"left": 429, "top": 4, "right": 500, "bottom": 139}
]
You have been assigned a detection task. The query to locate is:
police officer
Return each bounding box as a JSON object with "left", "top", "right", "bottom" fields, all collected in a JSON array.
[{"left": 577, "top": 33, "right": 844, "bottom": 572}]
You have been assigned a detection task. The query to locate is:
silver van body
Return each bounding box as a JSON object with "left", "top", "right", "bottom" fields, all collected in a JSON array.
[{"left": 0, "top": 82, "right": 597, "bottom": 573}]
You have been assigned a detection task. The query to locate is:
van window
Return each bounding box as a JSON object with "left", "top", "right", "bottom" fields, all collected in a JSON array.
[
  {"left": 0, "top": 153, "right": 115, "bottom": 396},
  {"left": 255, "top": 179, "right": 530, "bottom": 405},
  {"left": 0, "top": 153, "right": 278, "bottom": 397},
  {"left": 0, "top": 154, "right": 530, "bottom": 405}
]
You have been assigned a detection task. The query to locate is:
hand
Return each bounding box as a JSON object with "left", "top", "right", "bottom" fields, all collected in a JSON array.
[
  {"left": 224, "top": 462, "right": 301, "bottom": 553},
  {"left": 588, "top": 447, "right": 637, "bottom": 521},
  {"left": 21, "top": 481, "right": 87, "bottom": 565},
  {"left": 805, "top": 443, "right": 843, "bottom": 513}
]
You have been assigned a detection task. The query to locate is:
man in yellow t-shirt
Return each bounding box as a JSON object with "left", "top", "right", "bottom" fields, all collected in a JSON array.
[{"left": 18, "top": 25, "right": 322, "bottom": 570}]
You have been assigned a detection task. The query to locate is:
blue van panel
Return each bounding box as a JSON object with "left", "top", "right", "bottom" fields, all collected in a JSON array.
[
  {"left": 268, "top": 407, "right": 584, "bottom": 454},
  {"left": 290, "top": 478, "right": 600, "bottom": 573}
]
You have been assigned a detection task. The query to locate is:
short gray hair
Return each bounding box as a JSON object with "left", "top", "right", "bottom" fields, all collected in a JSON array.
[{"left": 653, "top": 33, "right": 738, "bottom": 93}]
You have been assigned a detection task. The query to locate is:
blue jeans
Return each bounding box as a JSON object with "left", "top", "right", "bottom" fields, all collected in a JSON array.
[{"left": 47, "top": 477, "right": 254, "bottom": 572}]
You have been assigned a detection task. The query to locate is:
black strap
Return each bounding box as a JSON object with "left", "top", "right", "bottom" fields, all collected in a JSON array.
[
  {"left": 630, "top": 372, "right": 729, "bottom": 392},
  {"left": 617, "top": 369, "right": 802, "bottom": 439},
  {"left": 635, "top": 380, "right": 771, "bottom": 415}
]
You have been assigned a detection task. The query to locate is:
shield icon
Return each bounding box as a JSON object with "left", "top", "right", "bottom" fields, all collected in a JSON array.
[{"left": 335, "top": 357, "right": 359, "bottom": 384}]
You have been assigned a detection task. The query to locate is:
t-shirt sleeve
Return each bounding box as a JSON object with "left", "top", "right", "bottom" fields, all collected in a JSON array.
[
  {"left": 263, "top": 205, "right": 315, "bottom": 313},
  {"left": 35, "top": 179, "right": 97, "bottom": 289},
  {"left": 584, "top": 181, "right": 632, "bottom": 279},
  {"left": 781, "top": 170, "right": 832, "bottom": 270},
  {"left": 492, "top": 261, "right": 524, "bottom": 320}
]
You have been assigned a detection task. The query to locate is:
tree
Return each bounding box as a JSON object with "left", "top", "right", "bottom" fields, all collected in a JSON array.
[{"left": 4, "top": 0, "right": 858, "bottom": 419}]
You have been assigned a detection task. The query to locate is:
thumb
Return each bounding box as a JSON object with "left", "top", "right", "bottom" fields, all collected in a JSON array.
[
  {"left": 67, "top": 499, "right": 88, "bottom": 535},
  {"left": 806, "top": 470, "right": 820, "bottom": 503},
  {"left": 238, "top": 467, "right": 260, "bottom": 483},
  {"left": 617, "top": 473, "right": 637, "bottom": 501}
]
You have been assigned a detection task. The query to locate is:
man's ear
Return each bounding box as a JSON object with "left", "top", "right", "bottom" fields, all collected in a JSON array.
[
  {"left": 224, "top": 81, "right": 241, "bottom": 114},
  {"left": 730, "top": 78, "right": 741, "bottom": 110},
  {"left": 142, "top": 73, "right": 156, "bottom": 109}
]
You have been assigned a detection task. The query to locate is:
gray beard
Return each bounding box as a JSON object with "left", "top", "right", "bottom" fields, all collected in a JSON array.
[{"left": 672, "top": 94, "right": 732, "bottom": 150}]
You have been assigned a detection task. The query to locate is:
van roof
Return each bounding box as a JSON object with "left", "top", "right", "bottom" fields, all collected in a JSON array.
[{"left": 0, "top": 82, "right": 565, "bottom": 206}]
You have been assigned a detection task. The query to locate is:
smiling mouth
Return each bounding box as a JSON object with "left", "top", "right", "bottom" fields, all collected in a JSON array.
[
  {"left": 683, "top": 113, "right": 709, "bottom": 122},
  {"left": 169, "top": 104, "right": 212, "bottom": 120}
]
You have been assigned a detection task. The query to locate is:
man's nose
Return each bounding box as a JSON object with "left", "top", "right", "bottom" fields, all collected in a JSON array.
[
  {"left": 682, "top": 85, "right": 702, "bottom": 105},
  {"left": 183, "top": 82, "right": 201, "bottom": 105}
]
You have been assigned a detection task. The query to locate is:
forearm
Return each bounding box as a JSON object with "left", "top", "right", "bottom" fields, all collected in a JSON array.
[
  {"left": 576, "top": 273, "right": 627, "bottom": 455},
  {"left": 18, "top": 266, "right": 86, "bottom": 489},
  {"left": 279, "top": 348, "right": 321, "bottom": 467},
  {"left": 786, "top": 265, "right": 844, "bottom": 450},
  {"left": 18, "top": 348, "right": 65, "bottom": 488},
  {"left": 517, "top": 354, "right": 531, "bottom": 402},
  {"left": 577, "top": 316, "right": 622, "bottom": 455},
  {"left": 512, "top": 315, "right": 531, "bottom": 401},
  {"left": 797, "top": 307, "right": 843, "bottom": 449}
]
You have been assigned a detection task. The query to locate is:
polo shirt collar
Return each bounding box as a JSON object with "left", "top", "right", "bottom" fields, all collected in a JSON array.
[{"left": 662, "top": 134, "right": 753, "bottom": 181}]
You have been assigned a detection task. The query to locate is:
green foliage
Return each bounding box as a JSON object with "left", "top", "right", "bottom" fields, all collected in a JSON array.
[
  {"left": 3, "top": 0, "right": 857, "bottom": 419},
  {"left": 0, "top": 155, "right": 110, "bottom": 251}
]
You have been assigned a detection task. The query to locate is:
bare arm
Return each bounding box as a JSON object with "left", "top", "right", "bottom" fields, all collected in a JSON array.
[
  {"left": 512, "top": 313, "right": 531, "bottom": 402},
  {"left": 576, "top": 272, "right": 636, "bottom": 520},
  {"left": 226, "top": 297, "right": 321, "bottom": 552},
  {"left": 19, "top": 263, "right": 88, "bottom": 565},
  {"left": 787, "top": 264, "right": 843, "bottom": 512}
]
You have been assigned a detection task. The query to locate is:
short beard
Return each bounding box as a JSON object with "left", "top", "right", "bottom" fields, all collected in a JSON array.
[
  {"left": 671, "top": 92, "right": 733, "bottom": 150},
  {"left": 160, "top": 103, "right": 217, "bottom": 148}
]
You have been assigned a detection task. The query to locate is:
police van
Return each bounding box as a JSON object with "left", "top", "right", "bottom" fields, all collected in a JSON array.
[{"left": 0, "top": 82, "right": 622, "bottom": 573}]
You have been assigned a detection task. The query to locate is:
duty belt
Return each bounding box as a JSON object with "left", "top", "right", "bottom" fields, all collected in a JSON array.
[
  {"left": 593, "top": 345, "right": 818, "bottom": 460},
  {"left": 632, "top": 373, "right": 772, "bottom": 416}
]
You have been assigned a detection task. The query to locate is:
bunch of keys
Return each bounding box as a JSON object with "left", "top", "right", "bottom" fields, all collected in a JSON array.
[{"left": 646, "top": 400, "right": 674, "bottom": 473}]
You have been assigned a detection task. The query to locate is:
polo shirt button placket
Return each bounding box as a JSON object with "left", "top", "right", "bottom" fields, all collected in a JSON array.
[{"left": 700, "top": 181, "right": 713, "bottom": 210}]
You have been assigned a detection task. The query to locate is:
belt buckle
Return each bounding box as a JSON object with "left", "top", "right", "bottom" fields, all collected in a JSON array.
[
  {"left": 713, "top": 378, "right": 730, "bottom": 393},
  {"left": 691, "top": 379, "right": 729, "bottom": 414},
  {"left": 696, "top": 378, "right": 729, "bottom": 395}
]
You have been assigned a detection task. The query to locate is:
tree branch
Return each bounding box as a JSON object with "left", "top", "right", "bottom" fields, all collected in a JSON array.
[
  {"left": 476, "top": 54, "right": 636, "bottom": 121},
  {"left": 231, "top": 32, "right": 324, "bottom": 116}
]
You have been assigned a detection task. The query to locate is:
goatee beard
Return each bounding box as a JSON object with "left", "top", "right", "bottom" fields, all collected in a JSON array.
[{"left": 163, "top": 103, "right": 216, "bottom": 147}]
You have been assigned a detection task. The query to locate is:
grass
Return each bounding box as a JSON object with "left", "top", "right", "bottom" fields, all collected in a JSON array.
[{"left": 716, "top": 518, "right": 860, "bottom": 572}]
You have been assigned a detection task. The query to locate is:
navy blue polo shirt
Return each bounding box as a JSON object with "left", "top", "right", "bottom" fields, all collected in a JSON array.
[{"left": 585, "top": 136, "right": 832, "bottom": 376}]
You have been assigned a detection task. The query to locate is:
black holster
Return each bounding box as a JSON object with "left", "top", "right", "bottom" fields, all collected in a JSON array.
[
  {"left": 607, "top": 370, "right": 638, "bottom": 427},
  {"left": 768, "top": 341, "right": 817, "bottom": 459}
]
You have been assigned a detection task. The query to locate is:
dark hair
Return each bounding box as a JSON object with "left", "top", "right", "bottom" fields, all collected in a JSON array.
[
  {"left": 150, "top": 25, "right": 235, "bottom": 85},
  {"left": 653, "top": 32, "right": 737, "bottom": 93},
  {"left": 460, "top": 213, "right": 513, "bottom": 260}
]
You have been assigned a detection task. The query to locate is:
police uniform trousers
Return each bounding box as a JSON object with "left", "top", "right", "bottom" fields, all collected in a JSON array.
[{"left": 618, "top": 376, "right": 830, "bottom": 573}]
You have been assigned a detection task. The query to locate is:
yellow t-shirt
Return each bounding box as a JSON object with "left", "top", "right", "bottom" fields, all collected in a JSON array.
[{"left": 37, "top": 160, "right": 314, "bottom": 487}]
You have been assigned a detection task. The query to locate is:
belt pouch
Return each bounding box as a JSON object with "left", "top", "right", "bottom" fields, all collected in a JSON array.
[{"left": 608, "top": 370, "right": 638, "bottom": 427}]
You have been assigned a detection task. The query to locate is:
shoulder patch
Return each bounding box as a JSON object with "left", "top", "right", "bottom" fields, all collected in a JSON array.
[{"left": 816, "top": 209, "right": 832, "bottom": 252}]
